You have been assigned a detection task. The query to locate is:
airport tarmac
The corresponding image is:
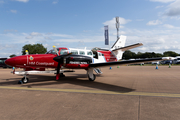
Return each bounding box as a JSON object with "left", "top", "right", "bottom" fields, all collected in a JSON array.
[{"left": 0, "top": 66, "right": 180, "bottom": 120}]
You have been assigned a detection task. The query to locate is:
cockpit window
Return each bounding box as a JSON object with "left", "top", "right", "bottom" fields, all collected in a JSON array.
[
  {"left": 46, "top": 48, "right": 59, "bottom": 54},
  {"left": 60, "top": 49, "right": 68, "bottom": 55}
]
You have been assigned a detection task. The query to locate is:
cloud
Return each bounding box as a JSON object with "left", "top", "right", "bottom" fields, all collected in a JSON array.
[
  {"left": 24, "top": 32, "right": 73, "bottom": 41},
  {"left": 47, "top": 33, "right": 73, "bottom": 38},
  {"left": 149, "top": 0, "right": 175, "bottom": 3},
  {"left": 25, "top": 32, "right": 42, "bottom": 39},
  {"left": 103, "top": 17, "right": 131, "bottom": 30},
  {"left": 10, "top": 10, "right": 17, "bottom": 14},
  {"left": 146, "top": 20, "right": 162, "bottom": 25},
  {"left": 25, "top": 36, "right": 33, "bottom": 39},
  {"left": 163, "top": 24, "right": 180, "bottom": 29},
  {"left": 164, "top": 0, "right": 180, "bottom": 16},
  {"left": 52, "top": 0, "right": 58, "bottom": 4},
  {"left": 44, "top": 36, "right": 52, "bottom": 40},
  {"left": 163, "top": 24, "right": 175, "bottom": 28},
  {"left": 124, "top": 28, "right": 180, "bottom": 53},
  {"left": 30, "top": 32, "right": 42, "bottom": 36},
  {"left": 14, "top": 0, "right": 29, "bottom": 2}
]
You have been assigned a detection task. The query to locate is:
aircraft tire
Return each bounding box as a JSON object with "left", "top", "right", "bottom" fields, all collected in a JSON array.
[
  {"left": 21, "top": 77, "right": 29, "bottom": 84},
  {"left": 88, "top": 74, "right": 96, "bottom": 81}
]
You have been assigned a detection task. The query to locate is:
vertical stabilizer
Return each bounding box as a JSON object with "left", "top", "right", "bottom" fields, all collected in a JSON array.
[
  {"left": 111, "top": 35, "right": 127, "bottom": 60},
  {"left": 111, "top": 35, "right": 126, "bottom": 50}
]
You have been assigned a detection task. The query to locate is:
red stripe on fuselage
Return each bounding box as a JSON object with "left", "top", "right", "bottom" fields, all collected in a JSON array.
[{"left": 97, "top": 50, "right": 117, "bottom": 62}]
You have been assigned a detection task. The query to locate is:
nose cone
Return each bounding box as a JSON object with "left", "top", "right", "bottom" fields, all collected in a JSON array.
[
  {"left": 53, "top": 56, "right": 63, "bottom": 62},
  {"left": 5, "top": 58, "right": 15, "bottom": 66}
]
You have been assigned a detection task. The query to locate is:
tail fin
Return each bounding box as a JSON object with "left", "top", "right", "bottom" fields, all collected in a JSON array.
[
  {"left": 111, "top": 35, "right": 126, "bottom": 50},
  {"left": 111, "top": 35, "right": 127, "bottom": 60}
]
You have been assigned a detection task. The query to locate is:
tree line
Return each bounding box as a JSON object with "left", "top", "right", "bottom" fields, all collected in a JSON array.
[
  {"left": 122, "top": 50, "right": 180, "bottom": 60},
  {"left": 9, "top": 44, "right": 47, "bottom": 57}
]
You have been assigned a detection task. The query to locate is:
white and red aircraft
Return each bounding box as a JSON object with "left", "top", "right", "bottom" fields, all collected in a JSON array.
[{"left": 5, "top": 35, "right": 164, "bottom": 84}]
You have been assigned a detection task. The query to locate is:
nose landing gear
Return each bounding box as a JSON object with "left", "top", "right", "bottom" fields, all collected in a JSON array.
[{"left": 18, "top": 75, "right": 29, "bottom": 84}]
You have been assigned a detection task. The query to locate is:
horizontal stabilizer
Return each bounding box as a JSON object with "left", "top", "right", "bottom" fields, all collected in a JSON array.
[{"left": 112, "top": 43, "right": 143, "bottom": 52}]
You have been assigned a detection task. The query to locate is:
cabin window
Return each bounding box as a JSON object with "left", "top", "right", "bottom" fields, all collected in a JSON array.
[
  {"left": 79, "top": 51, "right": 85, "bottom": 55},
  {"left": 87, "top": 51, "right": 92, "bottom": 55},
  {"left": 71, "top": 50, "right": 78, "bottom": 55},
  {"left": 98, "top": 53, "right": 104, "bottom": 56},
  {"left": 98, "top": 53, "right": 102, "bottom": 56}
]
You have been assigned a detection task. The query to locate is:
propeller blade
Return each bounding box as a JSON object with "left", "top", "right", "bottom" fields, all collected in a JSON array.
[
  {"left": 56, "top": 62, "right": 61, "bottom": 80},
  {"left": 53, "top": 52, "right": 72, "bottom": 80}
]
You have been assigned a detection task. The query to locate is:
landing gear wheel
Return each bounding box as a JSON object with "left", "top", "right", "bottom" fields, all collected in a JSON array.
[
  {"left": 88, "top": 74, "right": 96, "bottom": 81},
  {"left": 21, "top": 77, "right": 29, "bottom": 84}
]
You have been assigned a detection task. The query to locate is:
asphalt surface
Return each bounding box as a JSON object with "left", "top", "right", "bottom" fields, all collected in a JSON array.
[{"left": 0, "top": 66, "right": 180, "bottom": 120}]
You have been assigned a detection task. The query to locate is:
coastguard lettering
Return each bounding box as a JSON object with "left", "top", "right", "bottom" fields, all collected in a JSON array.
[{"left": 36, "top": 62, "right": 54, "bottom": 66}]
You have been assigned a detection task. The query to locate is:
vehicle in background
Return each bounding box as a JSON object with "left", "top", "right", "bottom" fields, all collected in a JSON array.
[
  {"left": 161, "top": 60, "right": 173, "bottom": 64},
  {"left": 173, "top": 56, "right": 180, "bottom": 64},
  {"left": 0, "top": 58, "right": 12, "bottom": 68},
  {"left": 151, "top": 61, "right": 160, "bottom": 65},
  {"left": 160, "top": 57, "right": 175, "bottom": 64}
]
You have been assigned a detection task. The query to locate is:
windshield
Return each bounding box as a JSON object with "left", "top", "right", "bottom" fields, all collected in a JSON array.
[
  {"left": 60, "top": 49, "right": 68, "bottom": 55},
  {"left": 46, "top": 48, "right": 59, "bottom": 54}
]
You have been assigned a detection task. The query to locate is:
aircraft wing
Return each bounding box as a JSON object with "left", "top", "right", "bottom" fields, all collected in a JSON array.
[{"left": 89, "top": 57, "right": 165, "bottom": 67}]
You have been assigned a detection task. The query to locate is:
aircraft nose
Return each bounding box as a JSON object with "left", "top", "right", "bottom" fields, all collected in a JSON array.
[{"left": 5, "top": 58, "right": 15, "bottom": 66}]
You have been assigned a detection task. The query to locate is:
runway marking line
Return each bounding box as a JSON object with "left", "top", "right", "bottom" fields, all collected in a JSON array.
[{"left": 0, "top": 86, "right": 180, "bottom": 98}]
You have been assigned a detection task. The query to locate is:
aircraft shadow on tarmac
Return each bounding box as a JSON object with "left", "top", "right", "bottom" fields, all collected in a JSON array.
[{"left": 1, "top": 74, "right": 135, "bottom": 93}]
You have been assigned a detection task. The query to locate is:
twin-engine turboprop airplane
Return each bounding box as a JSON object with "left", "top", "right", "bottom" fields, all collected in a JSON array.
[{"left": 5, "top": 35, "right": 165, "bottom": 84}]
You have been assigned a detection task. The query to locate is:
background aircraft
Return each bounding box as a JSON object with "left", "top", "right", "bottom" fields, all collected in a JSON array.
[{"left": 5, "top": 35, "right": 165, "bottom": 84}]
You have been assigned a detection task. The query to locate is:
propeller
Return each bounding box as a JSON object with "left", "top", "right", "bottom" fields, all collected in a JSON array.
[{"left": 53, "top": 46, "right": 72, "bottom": 80}]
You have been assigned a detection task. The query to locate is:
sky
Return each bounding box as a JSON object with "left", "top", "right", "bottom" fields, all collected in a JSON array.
[{"left": 0, "top": 0, "right": 180, "bottom": 57}]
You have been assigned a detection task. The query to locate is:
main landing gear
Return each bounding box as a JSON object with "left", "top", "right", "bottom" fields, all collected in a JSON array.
[
  {"left": 88, "top": 74, "right": 96, "bottom": 81},
  {"left": 87, "top": 68, "right": 96, "bottom": 81}
]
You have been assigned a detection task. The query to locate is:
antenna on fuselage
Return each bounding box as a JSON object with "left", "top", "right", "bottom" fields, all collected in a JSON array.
[
  {"left": 53, "top": 46, "right": 59, "bottom": 56},
  {"left": 25, "top": 50, "right": 29, "bottom": 55}
]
